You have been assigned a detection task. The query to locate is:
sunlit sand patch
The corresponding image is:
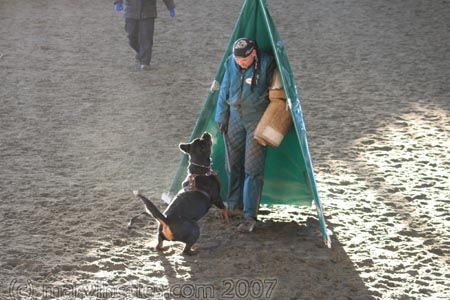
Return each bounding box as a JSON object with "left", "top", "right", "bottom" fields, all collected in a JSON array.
[
  {"left": 43, "top": 236, "right": 194, "bottom": 299},
  {"left": 358, "top": 105, "right": 450, "bottom": 230},
  {"left": 316, "top": 104, "right": 450, "bottom": 298}
]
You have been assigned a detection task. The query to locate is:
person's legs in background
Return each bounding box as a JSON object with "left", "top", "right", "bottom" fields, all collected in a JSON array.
[
  {"left": 138, "top": 17, "right": 155, "bottom": 69},
  {"left": 125, "top": 18, "right": 139, "bottom": 61}
]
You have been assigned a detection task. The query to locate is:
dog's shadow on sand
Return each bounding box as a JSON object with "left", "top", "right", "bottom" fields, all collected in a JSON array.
[{"left": 152, "top": 208, "right": 376, "bottom": 299}]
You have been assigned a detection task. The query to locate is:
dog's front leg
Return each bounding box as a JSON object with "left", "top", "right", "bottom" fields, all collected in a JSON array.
[
  {"left": 213, "top": 197, "right": 229, "bottom": 223},
  {"left": 221, "top": 209, "right": 230, "bottom": 223}
]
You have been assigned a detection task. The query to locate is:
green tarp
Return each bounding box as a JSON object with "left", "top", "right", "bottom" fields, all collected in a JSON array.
[{"left": 167, "top": 0, "right": 330, "bottom": 246}]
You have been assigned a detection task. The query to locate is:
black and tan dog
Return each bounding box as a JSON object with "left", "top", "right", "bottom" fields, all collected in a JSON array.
[{"left": 131, "top": 132, "right": 228, "bottom": 255}]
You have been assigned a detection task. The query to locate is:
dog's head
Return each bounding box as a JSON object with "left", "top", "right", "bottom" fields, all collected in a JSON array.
[{"left": 179, "top": 132, "right": 213, "bottom": 165}]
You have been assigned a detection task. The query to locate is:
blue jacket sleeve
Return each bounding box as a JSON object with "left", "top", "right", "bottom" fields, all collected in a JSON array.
[
  {"left": 215, "top": 60, "right": 231, "bottom": 125},
  {"left": 163, "top": 0, "right": 175, "bottom": 10}
]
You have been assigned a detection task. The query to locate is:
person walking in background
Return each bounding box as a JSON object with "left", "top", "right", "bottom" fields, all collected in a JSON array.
[
  {"left": 215, "top": 38, "right": 274, "bottom": 232},
  {"left": 114, "top": 0, "right": 176, "bottom": 70}
]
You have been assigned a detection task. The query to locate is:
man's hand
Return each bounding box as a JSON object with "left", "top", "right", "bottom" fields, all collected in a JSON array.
[
  {"left": 114, "top": 3, "right": 123, "bottom": 12},
  {"left": 169, "top": 8, "right": 176, "bottom": 17},
  {"left": 114, "top": 1, "right": 123, "bottom": 12}
]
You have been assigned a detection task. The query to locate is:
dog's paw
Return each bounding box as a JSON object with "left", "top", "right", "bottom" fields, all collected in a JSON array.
[
  {"left": 153, "top": 243, "right": 165, "bottom": 252},
  {"left": 182, "top": 249, "right": 198, "bottom": 256},
  {"left": 221, "top": 209, "right": 230, "bottom": 224},
  {"left": 182, "top": 245, "right": 199, "bottom": 256}
]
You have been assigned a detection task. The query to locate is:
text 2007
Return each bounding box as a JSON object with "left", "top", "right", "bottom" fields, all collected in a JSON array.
[{"left": 221, "top": 279, "right": 278, "bottom": 299}]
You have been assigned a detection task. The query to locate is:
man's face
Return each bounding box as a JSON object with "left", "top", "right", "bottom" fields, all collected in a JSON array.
[{"left": 234, "top": 49, "right": 256, "bottom": 69}]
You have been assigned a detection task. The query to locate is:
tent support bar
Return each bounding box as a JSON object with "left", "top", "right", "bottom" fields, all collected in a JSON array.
[{"left": 258, "top": 0, "right": 330, "bottom": 247}]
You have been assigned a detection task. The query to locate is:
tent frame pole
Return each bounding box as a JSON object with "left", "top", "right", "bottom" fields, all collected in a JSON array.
[{"left": 258, "top": 0, "right": 331, "bottom": 247}]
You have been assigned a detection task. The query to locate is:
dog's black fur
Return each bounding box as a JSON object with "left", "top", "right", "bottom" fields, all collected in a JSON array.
[{"left": 132, "top": 132, "right": 228, "bottom": 255}]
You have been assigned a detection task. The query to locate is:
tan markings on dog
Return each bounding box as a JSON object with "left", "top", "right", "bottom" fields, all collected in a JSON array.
[
  {"left": 221, "top": 208, "right": 230, "bottom": 223},
  {"left": 159, "top": 220, "right": 174, "bottom": 241}
]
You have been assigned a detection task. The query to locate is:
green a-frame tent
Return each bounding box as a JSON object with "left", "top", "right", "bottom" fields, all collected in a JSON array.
[{"left": 166, "top": 0, "right": 331, "bottom": 247}]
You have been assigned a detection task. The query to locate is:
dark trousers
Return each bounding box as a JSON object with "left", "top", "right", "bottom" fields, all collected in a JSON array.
[
  {"left": 226, "top": 110, "right": 267, "bottom": 218},
  {"left": 125, "top": 18, "right": 155, "bottom": 65}
]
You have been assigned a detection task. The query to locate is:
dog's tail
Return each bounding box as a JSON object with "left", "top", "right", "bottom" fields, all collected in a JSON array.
[
  {"left": 133, "top": 191, "right": 175, "bottom": 241},
  {"left": 133, "top": 190, "right": 168, "bottom": 224}
]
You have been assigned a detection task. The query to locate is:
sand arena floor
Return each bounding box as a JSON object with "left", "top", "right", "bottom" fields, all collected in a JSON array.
[{"left": 0, "top": 0, "right": 449, "bottom": 299}]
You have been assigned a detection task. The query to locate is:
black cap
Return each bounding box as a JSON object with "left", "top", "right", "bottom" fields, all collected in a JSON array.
[{"left": 233, "top": 38, "right": 256, "bottom": 57}]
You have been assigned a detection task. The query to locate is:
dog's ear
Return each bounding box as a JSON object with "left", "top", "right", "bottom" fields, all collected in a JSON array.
[
  {"left": 179, "top": 143, "right": 190, "bottom": 153},
  {"left": 201, "top": 132, "right": 212, "bottom": 145}
]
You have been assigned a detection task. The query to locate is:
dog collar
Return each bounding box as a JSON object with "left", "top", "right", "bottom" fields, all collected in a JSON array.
[{"left": 189, "top": 160, "right": 212, "bottom": 170}]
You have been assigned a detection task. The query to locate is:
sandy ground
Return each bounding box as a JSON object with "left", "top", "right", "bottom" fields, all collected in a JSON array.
[{"left": 1, "top": 0, "right": 449, "bottom": 299}]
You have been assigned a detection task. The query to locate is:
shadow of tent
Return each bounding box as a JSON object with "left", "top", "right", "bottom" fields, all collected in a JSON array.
[{"left": 154, "top": 214, "right": 376, "bottom": 300}]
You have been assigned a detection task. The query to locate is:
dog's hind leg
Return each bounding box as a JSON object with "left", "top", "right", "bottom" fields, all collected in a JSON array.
[
  {"left": 181, "top": 222, "right": 200, "bottom": 255},
  {"left": 155, "top": 231, "right": 165, "bottom": 251},
  {"left": 127, "top": 211, "right": 151, "bottom": 229},
  {"left": 182, "top": 243, "right": 196, "bottom": 255}
]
